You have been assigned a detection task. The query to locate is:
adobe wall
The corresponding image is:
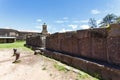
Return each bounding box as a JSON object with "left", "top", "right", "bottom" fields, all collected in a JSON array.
[
  {"left": 25, "top": 36, "right": 43, "bottom": 49},
  {"left": 46, "top": 24, "right": 120, "bottom": 66},
  {"left": 25, "top": 24, "right": 120, "bottom": 80},
  {"left": 42, "top": 49, "right": 120, "bottom": 80},
  {"left": 107, "top": 24, "right": 120, "bottom": 65}
]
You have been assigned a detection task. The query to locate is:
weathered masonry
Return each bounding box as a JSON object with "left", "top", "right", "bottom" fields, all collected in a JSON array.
[
  {"left": 25, "top": 23, "right": 49, "bottom": 49},
  {"left": 26, "top": 23, "right": 120, "bottom": 80},
  {"left": 0, "top": 37, "right": 16, "bottom": 43},
  {"left": 46, "top": 24, "right": 120, "bottom": 66},
  {"left": 45, "top": 24, "right": 120, "bottom": 80},
  {"left": 0, "top": 28, "right": 39, "bottom": 41}
]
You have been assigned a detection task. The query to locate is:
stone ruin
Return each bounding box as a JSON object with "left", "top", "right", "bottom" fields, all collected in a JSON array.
[
  {"left": 25, "top": 23, "right": 49, "bottom": 49},
  {"left": 25, "top": 23, "right": 120, "bottom": 80}
]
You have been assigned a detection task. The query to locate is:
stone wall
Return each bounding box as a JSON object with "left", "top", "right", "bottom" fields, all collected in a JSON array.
[
  {"left": 17, "top": 32, "right": 39, "bottom": 40},
  {"left": 25, "top": 36, "right": 43, "bottom": 49},
  {"left": 25, "top": 24, "right": 120, "bottom": 80},
  {"left": 42, "top": 49, "right": 120, "bottom": 80},
  {"left": 0, "top": 37, "right": 16, "bottom": 43},
  {"left": 0, "top": 28, "right": 40, "bottom": 40},
  {"left": 46, "top": 24, "right": 120, "bottom": 66}
]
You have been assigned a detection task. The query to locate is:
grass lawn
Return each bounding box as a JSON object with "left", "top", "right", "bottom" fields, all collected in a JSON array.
[{"left": 0, "top": 41, "right": 31, "bottom": 51}]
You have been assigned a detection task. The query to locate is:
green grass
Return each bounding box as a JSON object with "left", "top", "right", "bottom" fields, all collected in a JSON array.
[
  {"left": 54, "top": 63, "right": 68, "bottom": 72},
  {"left": 76, "top": 71, "right": 100, "bottom": 80},
  {"left": 0, "top": 41, "right": 31, "bottom": 51},
  {"left": 77, "top": 71, "right": 89, "bottom": 79}
]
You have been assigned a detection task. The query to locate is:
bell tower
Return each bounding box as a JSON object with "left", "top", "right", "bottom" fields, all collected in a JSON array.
[{"left": 41, "top": 23, "right": 48, "bottom": 35}]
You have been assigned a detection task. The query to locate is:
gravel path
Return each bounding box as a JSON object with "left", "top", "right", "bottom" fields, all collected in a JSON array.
[{"left": 0, "top": 48, "right": 98, "bottom": 80}]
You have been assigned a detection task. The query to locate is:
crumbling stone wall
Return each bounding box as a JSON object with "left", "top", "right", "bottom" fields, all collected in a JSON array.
[
  {"left": 46, "top": 24, "right": 120, "bottom": 66},
  {"left": 107, "top": 24, "right": 120, "bottom": 65},
  {"left": 26, "top": 36, "right": 43, "bottom": 48},
  {"left": 43, "top": 49, "right": 120, "bottom": 80}
]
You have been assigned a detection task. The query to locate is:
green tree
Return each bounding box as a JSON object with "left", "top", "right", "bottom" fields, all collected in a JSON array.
[
  {"left": 88, "top": 18, "right": 97, "bottom": 28},
  {"left": 100, "top": 14, "right": 117, "bottom": 27},
  {"left": 116, "top": 16, "right": 120, "bottom": 23}
]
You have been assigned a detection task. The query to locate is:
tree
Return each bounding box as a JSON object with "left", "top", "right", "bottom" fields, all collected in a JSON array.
[
  {"left": 88, "top": 18, "right": 97, "bottom": 29},
  {"left": 100, "top": 13, "right": 117, "bottom": 27},
  {"left": 116, "top": 16, "right": 120, "bottom": 23}
]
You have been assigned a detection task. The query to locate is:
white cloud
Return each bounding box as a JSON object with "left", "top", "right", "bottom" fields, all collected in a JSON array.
[
  {"left": 55, "top": 20, "right": 65, "bottom": 23},
  {"left": 63, "top": 17, "right": 68, "bottom": 20},
  {"left": 36, "top": 19, "right": 42, "bottom": 22},
  {"left": 19, "top": 29, "right": 40, "bottom": 32},
  {"left": 96, "top": 19, "right": 102, "bottom": 25},
  {"left": 73, "top": 19, "right": 89, "bottom": 23},
  {"left": 68, "top": 24, "right": 78, "bottom": 29},
  {"left": 80, "top": 25, "right": 90, "bottom": 29},
  {"left": 55, "top": 17, "right": 69, "bottom": 24},
  {"left": 80, "top": 20, "right": 89, "bottom": 23},
  {"left": 91, "top": 9, "right": 100, "bottom": 14},
  {"left": 4, "top": 26, "right": 12, "bottom": 29},
  {"left": 59, "top": 28, "right": 72, "bottom": 32},
  {"left": 35, "top": 25, "right": 41, "bottom": 29},
  {"left": 55, "top": 20, "right": 68, "bottom": 23}
]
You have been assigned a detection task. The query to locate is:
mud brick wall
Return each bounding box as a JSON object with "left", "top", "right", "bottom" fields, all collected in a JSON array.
[
  {"left": 107, "top": 36, "right": 120, "bottom": 65},
  {"left": 25, "top": 24, "right": 120, "bottom": 66},
  {"left": 91, "top": 37, "right": 107, "bottom": 61},
  {"left": 46, "top": 33, "right": 60, "bottom": 51},
  {"left": 60, "top": 32, "right": 78, "bottom": 56},
  {"left": 46, "top": 29, "right": 108, "bottom": 62},
  {"left": 90, "top": 28, "right": 108, "bottom": 61},
  {"left": 107, "top": 24, "right": 120, "bottom": 65},
  {"left": 76, "top": 30, "right": 92, "bottom": 58},
  {"left": 26, "top": 36, "right": 43, "bottom": 47},
  {"left": 46, "top": 24, "right": 120, "bottom": 66},
  {"left": 43, "top": 50, "right": 120, "bottom": 80}
]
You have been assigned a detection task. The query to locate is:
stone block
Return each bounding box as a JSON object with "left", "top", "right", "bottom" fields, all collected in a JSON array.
[
  {"left": 72, "top": 38, "right": 79, "bottom": 56},
  {"left": 78, "top": 37, "right": 92, "bottom": 58},
  {"left": 60, "top": 54, "right": 73, "bottom": 65},
  {"left": 107, "top": 37, "right": 120, "bottom": 65},
  {"left": 61, "top": 38, "right": 73, "bottom": 54},
  {"left": 108, "top": 24, "right": 120, "bottom": 37},
  {"left": 91, "top": 38, "right": 107, "bottom": 61},
  {"left": 71, "top": 57, "right": 87, "bottom": 72},
  {"left": 52, "top": 52, "right": 62, "bottom": 61},
  {"left": 101, "top": 67, "right": 120, "bottom": 80},
  {"left": 76, "top": 30, "right": 91, "bottom": 39},
  {"left": 43, "top": 50, "right": 53, "bottom": 58},
  {"left": 87, "top": 62, "right": 103, "bottom": 79}
]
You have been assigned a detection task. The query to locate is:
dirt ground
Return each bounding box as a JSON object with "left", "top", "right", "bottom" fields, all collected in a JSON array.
[{"left": 0, "top": 48, "right": 98, "bottom": 80}]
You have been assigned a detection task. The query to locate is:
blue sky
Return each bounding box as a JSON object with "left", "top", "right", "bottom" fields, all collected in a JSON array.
[{"left": 0, "top": 0, "right": 120, "bottom": 33}]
